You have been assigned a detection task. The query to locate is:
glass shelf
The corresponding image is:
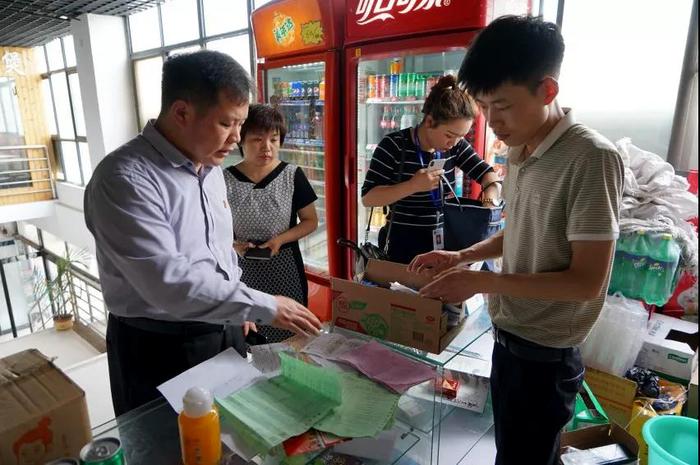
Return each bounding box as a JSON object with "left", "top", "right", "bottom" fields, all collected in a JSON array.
[
  {"left": 364, "top": 99, "right": 422, "bottom": 105},
  {"left": 278, "top": 99, "right": 325, "bottom": 106},
  {"left": 286, "top": 138, "right": 325, "bottom": 148}
]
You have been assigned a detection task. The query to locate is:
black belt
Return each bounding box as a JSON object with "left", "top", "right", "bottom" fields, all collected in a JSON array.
[
  {"left": 492, "top": 326, "right": 571, "bottom": 363},
  {"left": 111, "top": 314, "right": 225, "bottom": 337}
]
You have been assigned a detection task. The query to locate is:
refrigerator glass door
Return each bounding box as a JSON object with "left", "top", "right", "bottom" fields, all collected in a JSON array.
[
  {"left": 265, "top": 61, "right": 328, "bottom": 274},
  {"left": 355, "top": 50, "right": 465, "bottom": 246}
]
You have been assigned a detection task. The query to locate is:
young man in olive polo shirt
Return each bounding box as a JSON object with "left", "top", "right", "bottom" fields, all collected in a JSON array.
[{"left": 409, "top": 16, "right": 624, "bottom": 465}]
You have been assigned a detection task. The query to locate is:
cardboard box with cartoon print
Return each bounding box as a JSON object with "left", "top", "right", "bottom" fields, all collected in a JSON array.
[
  {"left": 0, "top": 349, "right": 92, "bottom": 464},
  {"left": 330, "top": 259, "right": 466, "bottom": 354}
]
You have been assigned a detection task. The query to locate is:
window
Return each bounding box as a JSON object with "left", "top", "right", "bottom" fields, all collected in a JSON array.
[
  {"left": 127, "top": 1, "right": 255, "bottom": 128},
  {"left": 35, "top": 35, "right": 92, "bottom": 186},
  {"left": 556, "top": 0, "right": 694, "bottom": 160},
  {"left": 134, "top": 56, "right": 164, "bottom": 126}
]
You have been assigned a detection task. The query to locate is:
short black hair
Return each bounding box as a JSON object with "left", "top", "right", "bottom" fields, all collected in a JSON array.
[
  {"left": 458, "top": 15, "right": 565, "bottom": 96},
  {"left": 160, "top": 50, "right": 253, "bottom": 114},
  {"left": 240, "top": 104, "right": 287, "bottom": 147}
]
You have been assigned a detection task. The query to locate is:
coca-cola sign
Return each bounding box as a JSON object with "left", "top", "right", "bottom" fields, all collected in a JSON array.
[{"left": 354, "top": 0, "right": 451, "bottom": 25}]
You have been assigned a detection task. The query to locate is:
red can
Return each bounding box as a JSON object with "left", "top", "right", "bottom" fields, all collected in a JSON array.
[
  {"left": 376, "top": 74, "right": 387, "bottom": 99},
  {"left": 367, "top": 74, "right": 377, "bottom": 99}
]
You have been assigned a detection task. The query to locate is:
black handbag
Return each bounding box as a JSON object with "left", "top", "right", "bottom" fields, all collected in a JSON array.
[{"left": 443, "top": 198, "right": 503, "bottom": 251}]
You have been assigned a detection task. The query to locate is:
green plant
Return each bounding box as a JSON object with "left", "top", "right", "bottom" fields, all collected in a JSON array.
[{"left": 33, "top": 248, "right": 91, "bottom": 321}]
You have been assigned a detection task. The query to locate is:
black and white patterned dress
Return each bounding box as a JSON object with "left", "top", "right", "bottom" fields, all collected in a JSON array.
[{"left": 224, "top": 162, "right": 317, "bottom": 342}]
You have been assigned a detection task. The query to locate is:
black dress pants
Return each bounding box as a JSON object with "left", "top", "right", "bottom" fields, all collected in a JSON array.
[
  {"left": 106, "top": 313, "right": 246, "bottom": 416},
  {"left": 490, "top": 328, "right": 584, "bottom": 465}
]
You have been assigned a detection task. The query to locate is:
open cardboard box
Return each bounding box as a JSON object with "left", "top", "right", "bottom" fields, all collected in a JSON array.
[
  {"left": 635, "top": 313, "right": 698, "bottom": 384},
  {"left": 330, "top": 259, "right": 465, "bottom": 354},
  {"left": 560, "top": 423, "right": 640, "bottom": 465}
]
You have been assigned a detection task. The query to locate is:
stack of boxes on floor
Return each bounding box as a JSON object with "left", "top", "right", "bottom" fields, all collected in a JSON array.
[{"left": 574, "top": 170, "right": 698, "bottom": 465}]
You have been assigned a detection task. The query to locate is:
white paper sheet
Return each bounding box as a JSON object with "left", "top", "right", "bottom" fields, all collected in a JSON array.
[{"left": 157, "top": 347, "right": 265, "bottom": 413}]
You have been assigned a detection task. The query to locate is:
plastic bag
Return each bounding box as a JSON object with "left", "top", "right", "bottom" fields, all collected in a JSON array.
[{"left": 581, "top": 293, "right": 648, "bottom": 377}]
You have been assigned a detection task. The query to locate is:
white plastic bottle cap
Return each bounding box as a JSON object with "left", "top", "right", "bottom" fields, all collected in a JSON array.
[{"left": 182, "top": 386, "right": 213, "bottom": 418}]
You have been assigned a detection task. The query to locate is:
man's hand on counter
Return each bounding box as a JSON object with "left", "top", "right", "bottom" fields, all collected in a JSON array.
[{"left": 272, "top": 296, "right": 322, "bottom": 336}]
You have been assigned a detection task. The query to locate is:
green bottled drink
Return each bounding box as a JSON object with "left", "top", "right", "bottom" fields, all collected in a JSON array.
[{"left": 644, "top": 234, "right": 681, "bottom": 305}]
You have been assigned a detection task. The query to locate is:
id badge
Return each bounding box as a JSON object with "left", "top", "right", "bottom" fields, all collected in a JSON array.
[{"left": 432, "top": 227, "right": 444, "bottom": 250}]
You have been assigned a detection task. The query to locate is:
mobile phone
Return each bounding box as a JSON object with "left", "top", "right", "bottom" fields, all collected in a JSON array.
[
  {"left": 244, "top": 247, "right": 272, "bottom": 261},
  {"left": 427, "top": 158, "right": 446, "bottom": 171}
]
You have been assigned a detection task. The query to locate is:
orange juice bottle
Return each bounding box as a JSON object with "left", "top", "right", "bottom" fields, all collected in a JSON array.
[{"left": 178, "top": 387, "right": 221, "bottom": 465}]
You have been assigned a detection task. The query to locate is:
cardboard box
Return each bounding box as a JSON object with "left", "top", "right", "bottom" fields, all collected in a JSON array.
[
  {"left": 0, "top": 349, "right": 92, "bottom": 464},
  {"left": 331, "top": 259, "right": 465, "bottom": 354},
  {"left": 560, "top": 423, "right": 640, "bottom": 465},
  {"left": 635, "top": 313, "right": 698, "bottom": 384},
  {"left": 585, "top": 367, "right": 638, "bottom": 427}
]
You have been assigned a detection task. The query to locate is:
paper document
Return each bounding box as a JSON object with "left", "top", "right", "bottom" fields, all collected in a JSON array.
[
  {"left": 315, "top": 373, "right": 399, "bottom": 438},
  {"left": 157, "top": 347, "right": 264, "bottom": 412},
  {"left": 216, "top": 353, "right": 342, "bottom": 453},
  {"left": 337, "top": 341, "right": 435, "bottom": 393}
]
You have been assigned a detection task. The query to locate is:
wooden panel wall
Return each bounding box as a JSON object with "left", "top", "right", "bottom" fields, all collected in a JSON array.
[{"left": 0, "top": 46, "right": 56, "bottom": 205}]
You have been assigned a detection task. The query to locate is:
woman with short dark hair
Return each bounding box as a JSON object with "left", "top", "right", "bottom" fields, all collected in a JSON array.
[{"left": 224, "top": 104, "right": 319, "bottom": 342}]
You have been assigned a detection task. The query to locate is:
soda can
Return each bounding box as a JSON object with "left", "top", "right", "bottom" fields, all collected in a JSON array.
[
  {"left": 389, "top": 74, "right": 399, "bottom": 99},
  {"left": 312, "top": 80, "right": 320, "bottom": 99},
  {"left": 414, "top": 74, "right": 426, "bottom": 98},
  {"left": 367, "top": 75, "right": 377, "bottom": 99},
  {"left": 319, "top": 79, "right": 325, "bottom": 100},
  {"left": 79, "top": 437, "right": 126, "bottom": 465},
  {"left": 389, "top": 58, "right": 403, "bottom": 75},
  {"left": 406, "top": 73, "right": 416, "bottom": 98},
  {"left": 398, "top": 73, "right": 408, "bottom": 98},
  {"left": 303, "top": 81, "right": 312, "bottom": 99},
  {"left": 45, "top": 459, "right": 80, "bottom": 465},
  {"left": 376, "top": 74, "right": 387, "bottom": 99},
  {"left": 358, "top": 75, "right": 367, "bottom": 102}
]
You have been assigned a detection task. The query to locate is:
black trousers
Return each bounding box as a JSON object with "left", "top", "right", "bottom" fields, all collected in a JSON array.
[
  {"left": 490, "top": 330, "right": 584, "bottom": 465},
  {"left": 106, "top": 313, "right": 246, "bottom": 416}
]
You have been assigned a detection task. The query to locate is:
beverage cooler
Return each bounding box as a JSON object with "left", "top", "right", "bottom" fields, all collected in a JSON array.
[
  {"left": 251, "top": 0, "right": 344, "bottom": 319},
  {"left": 342, "top": 0, "right": 529, "bottom": 278}
]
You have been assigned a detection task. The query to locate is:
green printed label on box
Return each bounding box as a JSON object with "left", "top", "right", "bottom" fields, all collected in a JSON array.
[{"left": 360, "top": 313, "right": 388, "bottom": 339}]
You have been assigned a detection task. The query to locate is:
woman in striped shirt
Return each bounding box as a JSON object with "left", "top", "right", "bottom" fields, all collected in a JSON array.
[{"left": 362, "top": 74, "right": 502, "bottom": 264}]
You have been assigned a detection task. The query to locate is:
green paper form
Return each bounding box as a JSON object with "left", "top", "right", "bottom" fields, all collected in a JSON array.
[
  {"left": 216, "top": 353, "right": 342, "bottom": 453},
  {"left": 315, "top": 373, "right": 400, "bottom": 438}
]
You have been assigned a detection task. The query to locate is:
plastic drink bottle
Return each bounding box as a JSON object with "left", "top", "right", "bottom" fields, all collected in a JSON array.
[{"left": 178, "top": 387, "right": 221, "bottom": 465}]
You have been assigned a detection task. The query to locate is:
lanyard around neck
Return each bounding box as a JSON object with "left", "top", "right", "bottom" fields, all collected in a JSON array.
[
  {"left": 412, "top": 125, "right": 442, "bottom": 209},
  {"left": 413, "top": 124, "right": 441, "bottom": 167}
]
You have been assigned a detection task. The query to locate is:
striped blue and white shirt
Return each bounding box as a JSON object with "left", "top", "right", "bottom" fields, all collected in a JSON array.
[{"left": 361, "top": 128, "right": 493, "bottom": 228}]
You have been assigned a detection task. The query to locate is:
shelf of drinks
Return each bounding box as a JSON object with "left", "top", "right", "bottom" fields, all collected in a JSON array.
[
  {"left": 285, "top": 138, "right": 325, "bottom": 148},
  {"left": 280, "top": 147, "right": 325, "bottom": 156},
  {"left": 364, "top": 98, "right": 423, "bottom": 105},
  {"left": 277, "top": 99, "right": 324, "bottom": 106}
]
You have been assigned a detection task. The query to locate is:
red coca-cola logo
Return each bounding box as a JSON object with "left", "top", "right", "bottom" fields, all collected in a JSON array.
[{"left": 354, "top": 0, "right": 450, "bottom": 26}]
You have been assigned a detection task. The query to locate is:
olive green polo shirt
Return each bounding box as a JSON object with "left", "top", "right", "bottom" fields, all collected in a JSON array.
[{"left": 488, "top": 110, "right": 625, "bottom": 348}]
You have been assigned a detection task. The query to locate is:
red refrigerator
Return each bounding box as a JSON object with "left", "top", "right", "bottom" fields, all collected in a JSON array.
[
  {"left": 342, "top": 0, "right": 529, "bottom": 278},
  {"left": 251, "top": 0, "right": 344, "bottom": 320}
]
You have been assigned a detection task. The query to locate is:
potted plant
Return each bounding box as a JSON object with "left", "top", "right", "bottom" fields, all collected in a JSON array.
[{"left": 33, "top": 248, "right": 90, "bottom": 331}]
